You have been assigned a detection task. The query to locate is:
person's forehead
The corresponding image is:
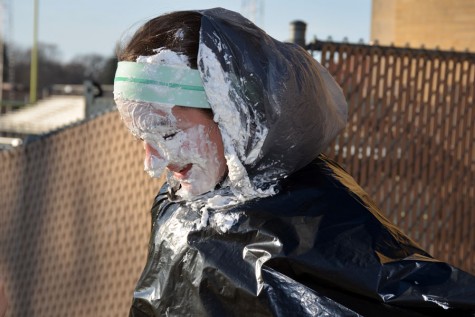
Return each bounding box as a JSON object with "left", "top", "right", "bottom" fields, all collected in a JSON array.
[
  {"left": 118, "top": 100, "right": 204, "bottom": 127},
  {"left": 118, "top": 100, "right": 173, "bottom": 116},
  {"left": 136, "top": 103, "right": 196, "bottom": 121}
]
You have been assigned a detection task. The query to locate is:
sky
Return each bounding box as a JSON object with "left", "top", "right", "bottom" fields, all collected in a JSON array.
[{"left": 9, "top": 0, "right": 372, "bottom": 62}]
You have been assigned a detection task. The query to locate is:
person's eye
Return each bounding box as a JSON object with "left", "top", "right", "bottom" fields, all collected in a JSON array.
[{"left": 163, "top": 132, "right": 178, "bottom": 140}]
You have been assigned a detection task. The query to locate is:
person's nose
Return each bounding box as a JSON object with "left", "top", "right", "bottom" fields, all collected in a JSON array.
[{"left": 144, "top": 141, "right": 162, "bottom": 158}]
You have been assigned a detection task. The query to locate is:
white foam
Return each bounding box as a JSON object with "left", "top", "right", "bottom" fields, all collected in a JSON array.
[
  {"left": 189, "top": 193, "right": 242, "bottom": 233},
  {"left": 136, "top": 48, "right": 190, "bottom": 67},
  {"left": 198, "top": 43, "right": 274, "bottom": 199},
  {"left": 116, "top": 45, "right": 278, "bottom": 202},
  {"left": 210, "top": 212, "right": 242, "bottom": 233},
  {"left": 175, "top": 29, "right": 185, "bottom": 41}
]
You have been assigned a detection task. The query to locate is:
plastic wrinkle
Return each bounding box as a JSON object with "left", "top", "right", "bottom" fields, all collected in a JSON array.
[
  {"left": 130, "top": 155, "right": 475, "bottom": 317},
  {"left": 421, "top": 295, "right": 450, "bottom": 310}
]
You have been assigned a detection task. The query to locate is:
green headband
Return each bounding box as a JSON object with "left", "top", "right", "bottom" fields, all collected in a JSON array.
[{"left": 114, "top": 61, "right": 211, "bottom": 109}]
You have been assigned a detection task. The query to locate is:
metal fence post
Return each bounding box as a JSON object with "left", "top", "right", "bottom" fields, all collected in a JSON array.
[{"left": 84, "top": 80, "right": 93, "bottom": 119}]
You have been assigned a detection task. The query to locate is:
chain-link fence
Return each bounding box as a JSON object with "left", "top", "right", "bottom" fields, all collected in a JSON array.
[
  {"left": 0, "top": 41, "right": 473, "bottom": 316},
  {"left": 315, "top": 40, "right": 475, "bottom": 272}
]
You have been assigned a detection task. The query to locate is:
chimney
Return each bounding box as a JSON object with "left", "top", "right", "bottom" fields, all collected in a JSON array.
[{"left": 289, "top": 20, "right": 307, "bottom": 47}]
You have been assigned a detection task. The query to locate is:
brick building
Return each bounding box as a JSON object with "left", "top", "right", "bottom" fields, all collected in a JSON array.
[{"left": 371, "top": 0, "right": 475, "bottom": 52}]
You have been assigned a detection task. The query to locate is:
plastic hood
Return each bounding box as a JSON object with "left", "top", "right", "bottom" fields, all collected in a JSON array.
[{"left": 196, "top": 8, "right": 348, "bottom": 199}]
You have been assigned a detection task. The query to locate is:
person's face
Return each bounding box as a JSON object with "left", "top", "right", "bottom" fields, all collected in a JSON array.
[{"left": 118, "top": 102, "right": 227, "bottom": 199}]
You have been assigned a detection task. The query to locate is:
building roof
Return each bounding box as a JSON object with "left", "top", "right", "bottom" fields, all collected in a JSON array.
[{"left": 0, "top": 95, "right": 85, "bottom": 135}]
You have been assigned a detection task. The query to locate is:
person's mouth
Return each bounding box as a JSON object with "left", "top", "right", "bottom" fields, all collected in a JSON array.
[{"left": 168, "top": 163, "right": 192, "bottom": 179}]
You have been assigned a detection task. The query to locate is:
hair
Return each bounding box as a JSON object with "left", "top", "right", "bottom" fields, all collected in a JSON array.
[
  {"left": 117, "top": 11, "right": 202, "bottom": 68},
  {"left": 118, "top": 11, "right": 212, "bottom": 117}
]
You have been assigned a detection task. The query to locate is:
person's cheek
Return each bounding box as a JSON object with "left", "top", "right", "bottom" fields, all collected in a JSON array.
[{"left": 184, "top": 127, "right": 202, "bottom": 150}]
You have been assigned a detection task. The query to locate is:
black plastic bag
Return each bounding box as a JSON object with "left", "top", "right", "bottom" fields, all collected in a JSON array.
[
  {"left": 126, "top": 8, "right": 475, "bottom": 316},
  {"left": 130, "top": 156, "right": 475, "bottom": 316}
]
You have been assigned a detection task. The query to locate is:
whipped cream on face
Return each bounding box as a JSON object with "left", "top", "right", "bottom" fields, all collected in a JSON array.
[
  {"left": 162, "top": 124, "right": 223, "bottom": 200},
  {"left": 115, "top": 49, "right": 225, "bottom": 199},
  {"left": 117, "top": 99, "right": 223, "bottom": 200},
  {"left": 144, "top": 143, "right": 167, "bottom": 178},
  {"left": 116, "top": 46, "right": 275, "bottom": 203},
  {"left": 136, "top": 48, "right": 191, "bottom": 67}
]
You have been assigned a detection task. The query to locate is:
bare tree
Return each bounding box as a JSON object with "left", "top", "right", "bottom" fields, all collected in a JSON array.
[{"left": 4, "top": 42, "right": 115, "bottom": 102}]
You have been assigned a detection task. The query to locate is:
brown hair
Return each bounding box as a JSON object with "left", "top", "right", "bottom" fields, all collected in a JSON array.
[{"left": 117, "top": 11, "right": 202, "bottom": 68}]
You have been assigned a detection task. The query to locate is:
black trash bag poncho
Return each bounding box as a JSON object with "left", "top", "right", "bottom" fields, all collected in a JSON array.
[{"left": 128, "top": 8, "right": 475, "bottom": 317}]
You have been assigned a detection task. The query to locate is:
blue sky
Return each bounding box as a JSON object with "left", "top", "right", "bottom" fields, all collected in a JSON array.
[{"left": 10, "top": 0, "right": 372, "bottom": 62}]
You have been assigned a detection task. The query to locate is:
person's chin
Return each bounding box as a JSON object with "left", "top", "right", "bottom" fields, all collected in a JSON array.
[
  {"left": 176, "top": 181, "right": 206, "bottom": 199},
  {"left": 176, "top": 174, "right": 218, "bottom": 199},
  {"left": 175, "top": 183, "right": 197, "bottom": 200}
]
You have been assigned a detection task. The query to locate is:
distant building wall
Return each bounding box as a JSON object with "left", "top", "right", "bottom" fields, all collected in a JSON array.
[{"left": 371, "top": 0, "right": 475, "bottom": 52}]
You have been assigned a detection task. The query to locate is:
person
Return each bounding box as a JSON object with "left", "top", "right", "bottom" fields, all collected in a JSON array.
[{"left": 114, "top": 8, "right": 475, "bottom": 317}]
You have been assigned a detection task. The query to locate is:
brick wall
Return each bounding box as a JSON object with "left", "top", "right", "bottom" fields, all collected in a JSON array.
[{"left": 371, "top": 0, "right": 475, "bottom": 52}]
